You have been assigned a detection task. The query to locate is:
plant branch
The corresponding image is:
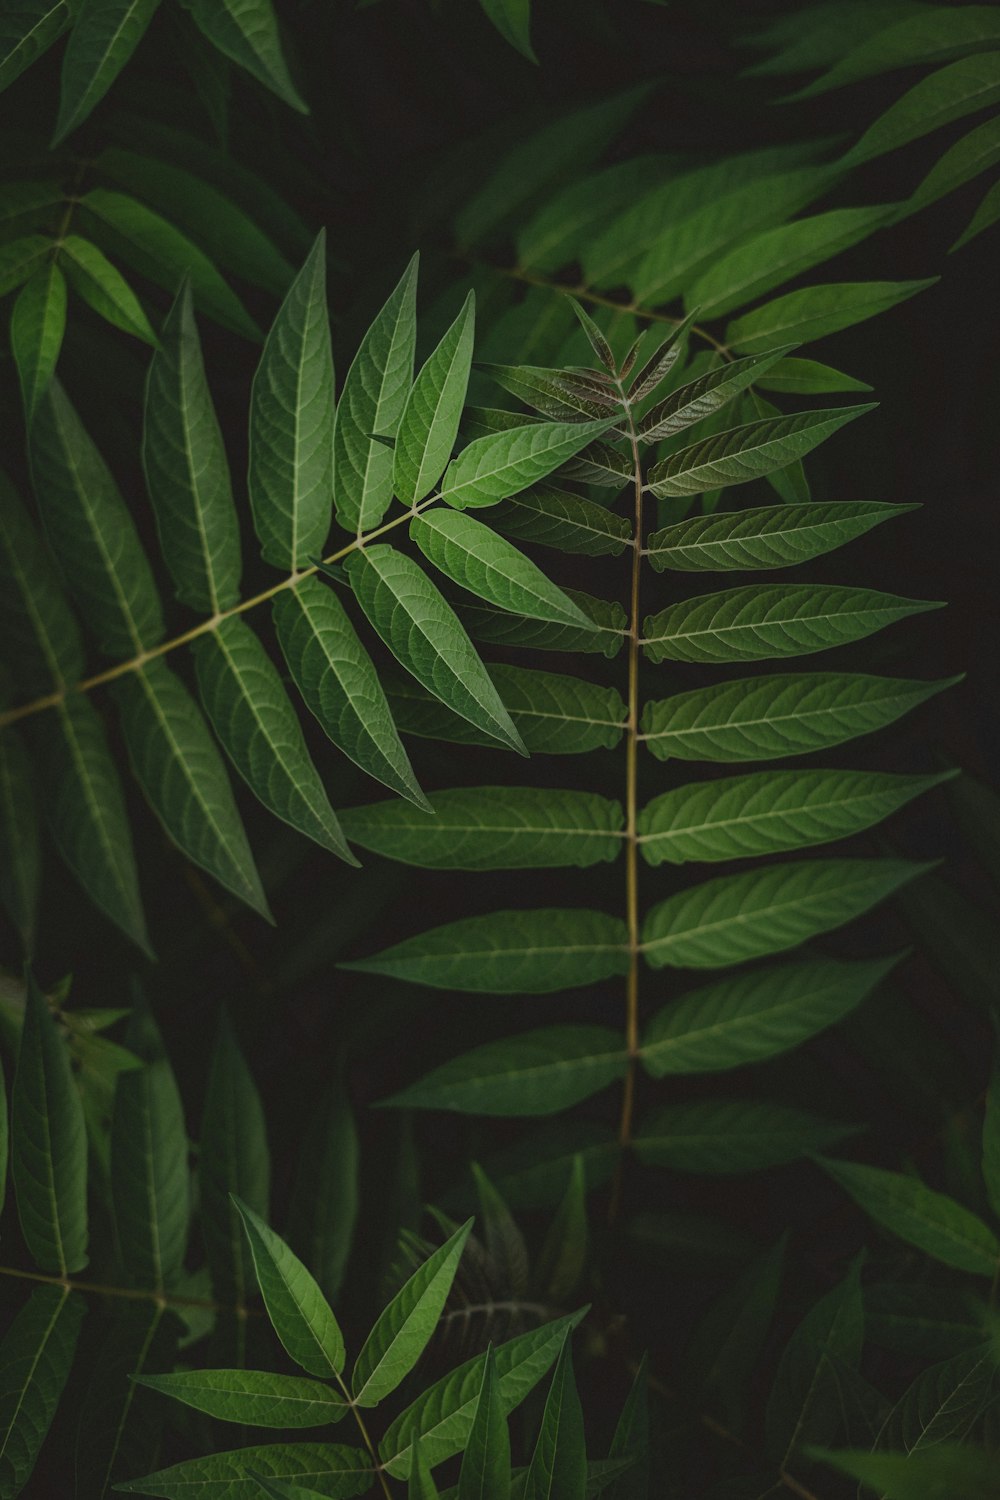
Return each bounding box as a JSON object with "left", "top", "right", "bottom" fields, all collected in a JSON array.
[
  {"left": 0, "top": 1261, "right": 260, "bottom": 1316},
  {"left": 0, "top": 496, "right": 440, "bottom": 730},
  {"left": 334, "top": 1372, "right": 395, "bottom": 1499}
]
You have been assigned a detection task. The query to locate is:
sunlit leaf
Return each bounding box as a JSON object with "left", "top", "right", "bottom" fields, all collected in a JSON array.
[
  {"left": 442, "top": 419, "right": 615, "bottom": 510},
  {"left": 394, "top": 291, "right": 475, "bottom": 506}
]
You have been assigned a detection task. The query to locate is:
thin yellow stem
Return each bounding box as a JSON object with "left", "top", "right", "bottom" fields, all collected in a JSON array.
[
  {"left": 608, "top": 392, "right": 645, "bottom": 1224},
  {"left": 0, "top": 1261, "right": 256, "bottom": 1315},
  {"left": 0, "top": 497, "right": 438, "bottom": 730},
  {"left": 334, "top": 1372, "right": 394, "bottom": 1499}
]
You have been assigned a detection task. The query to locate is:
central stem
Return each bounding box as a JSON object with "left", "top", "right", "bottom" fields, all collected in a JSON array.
[{"left": 610, "top": 405, "right": 645, "bottom": 1222}]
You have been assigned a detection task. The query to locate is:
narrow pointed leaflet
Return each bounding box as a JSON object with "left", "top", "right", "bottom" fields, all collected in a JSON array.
[
  {"left": 352, "top": 1220, "right": 472, "bottom": 1407},
  {"left": 194, "top": 618, "right": 356, "bottom": 862},
  {"left": 249, "top": 231, "right": 335, "bottom": 569},
  {"left": 394, "top": 290, "right": 475, "bottom": 505},
  {"left": 411, "top": 509, "right": 598, "bottom": 629},
  {"left": 59, "top": 234, "right": 158, "bottom": 344},
  {"left": 345, "top": 908, "right": 630, "bottom": 993},
  {"left": 274, "top": 576, "right": 427, "bottom": 807},
  {"left": 143, "top": 281, "right": 241, "bottom": 613},
  {"left": 523, "top": 1335, "right": 587, "bottom": 1500},
  {"left": 441, "top": 418, "right": 617, "bottom": 509},
  {"left": 458, "top": 1347, "right": 512, "bottom": 1500},
  {"left": 344, "top": 546, "right": 526, "bottom": 754},
  {"left": 645, "top": 501, "right": 917, "bottom": 572},
  {"left": 334, "top": 252, "right": 417, "bottom": 534},
  {"left": 10, "top": 261, "right": 66, "bottom": 424},
  {"left": 232, "top": 1197, "right": 347, "bottom": 1378},
  {"left": 135, "top": 1369, "right": 348, "bottom": 1428}
]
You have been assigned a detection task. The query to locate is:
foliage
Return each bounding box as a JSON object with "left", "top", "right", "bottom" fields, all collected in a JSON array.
[{"left": 0, "top": 1, "right": 998, "bottom": 1497}]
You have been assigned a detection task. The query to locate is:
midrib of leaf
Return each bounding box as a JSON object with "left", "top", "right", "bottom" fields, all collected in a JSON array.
[
  {"left": 1, "top": 2, "right": 69, "bottom": 72},
  {"left": 0, "top": 1283, "right": 70, "bottom": 1468},
  {"left": 636, "top": 781, "right": 930, "bottom": 845},
  {"left": 60, "top": 1, "right": 151, "bottom": 139},
  {"left": 640, "top": 594, "right": 924, "bottom": 648}
]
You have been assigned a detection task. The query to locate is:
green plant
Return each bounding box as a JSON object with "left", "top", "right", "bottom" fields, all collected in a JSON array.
[{"left": 1, "top": 3, "right": 998, "bottom": 1499}]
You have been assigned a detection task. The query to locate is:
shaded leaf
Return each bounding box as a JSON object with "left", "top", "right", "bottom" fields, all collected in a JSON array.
[
  {"left": 12, "top": 973, "right": 88, "bottom": 1274},
  {"left": 111, "top": 1027, "right": 189, "bottom": 1291},
  {"left": 523, "top": 1336, "right": 586, "bottom": 1500},
  {"left": 725, "top": 280, "right": 936, "bottom": 353},
  {"left": 142, "top": 281, "right": 241, "bottom": 612},
  {"left": 116, "top": 1443, "right": 372, "bottom": 1499},
  {"left": 634, "top": 1098, "right": 854, "bottom": 1174},
  {"left": 491, "top": 486, "right": 631, "bottom": 557},
  {"left": 646, "top": 500, "right": 915, "bottom": 572},
  {"left": 274, "top": 576, "right": 425, "bottom": 807},
  {"left": 0, "top": 729, "right": 40, "bottom": 950},
  {"left": 287, "top": 1085, "right": 358, "bottom": 1307},
  {"left": 765, "top": 1256, "right": 864, "bottom": 1464},
  {"left": 0, "top": 1286, "right": 85, "bottom": 1499},
  {"left": 186, "top": 0, "right": 308, "bottom": 113},
  {"left": 10, "top": 262, "right": 66, "bottom": 424},
  {"left": 458, "top": 1346, "right": 511, "bottom": 1500},
  {"left": 340, "top": 786, "right": 624, "bottom": 870},
  {"left": 112, "top": 659, "right": 269, "bottom": 918},
  {"left": 53, "top": 0, "right": 159, "bottom": 145},
  {"left": 60, "top": 234, "right": 157, "bottom": 343},
  {"left": 249, "top": 232, "right": 334, "bottom": 569},
  {"left": 642, "top": 582, "right": 940, "bottom": 664},
  {"left": 812, "top": 1443, "right": 1000, "bottom": 1499},
  {"left": 0, "top": 1, "right": 71, "bottom": 95},
  {"left": 463, "top": 587, "right": 627, "bottom": 659},
  {"left": 641, "top": 857, "right": 929, "bottom": 969},
  {"left": 384, "top": 1027, "right": 627, "bottom": 1116},
  {"left": 344, "top": 908, "right": 630, "bottom": 993}
]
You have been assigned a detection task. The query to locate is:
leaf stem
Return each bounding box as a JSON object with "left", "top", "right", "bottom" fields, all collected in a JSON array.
[
  {"left": 608, "top": 388, "right": 645, "bottom": 1223},
  {"left": 0, "top": 497, "right": 440, "bottom": 730},
  {"left": 333, "top": 1372, "right": 395, "bottom": 1499},
  {"left": 0, "top": 1261, "right": 257, "bottom": 1315}
]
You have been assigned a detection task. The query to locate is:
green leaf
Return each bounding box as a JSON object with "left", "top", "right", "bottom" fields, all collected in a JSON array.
[
  {"left": 793, "top": 6, "right": 1000, "bottom": 95},
  {"left": 535, "top": 1156, "right": 588, "bottom": 1304},
  {"left": 491, "top": 486, "right": 631, "bottom": 557},
  {"left": 817, "top": 1157, "right": 1000, "bottom": 1276},
  {"left": 441, "top": 420, "right": 615, "bottom": 510},
  {"left": 199, "top": 1012, "right": 270, "bottom": 1325},
  {"left": 604, "top": 1356, "right": 648, "bottom": 1500},
  {"left": 951, "top": 173, "right": 1000, "bottom": 249},
  {"left": 142, "top": 281, "right": 241, "bottom": 613},
  {"left": 687, "top": 205, "right": 896, "bottom": 318},
  {"left": 484, "top": 364, "right": 619, "bottom": 421},
  {"left": 30, "top": 380, "right": 164, "bottom": 658},
  {"left": 232, "top": 1196, "right": 346, "bottom": 1378},
  {"left": 471, "top": 1165, "right": 529, "bottom": 1300},
  {"left": 186, "top": 0, "right": 308, "bottom": 113},
  {"left": 905, "top": 113, "right": 1000, "bottom": 214},
  {"left": 332, "top": 253, "right": 417, "bottom": 534},
  {"left": 479, "top": 0, "right": 535, "bottom": 62},
  {"left": 53, "top": 0, "right": 160, "bottom": 145},
  {"left": 726, "top": 281, "right": 936, "bottom": 354},
  {"left": 381, "top": 1313, "right": 586, "bottom": 1477},
  {"left": 848, "top": 51, "right": 1000, "bottom": 167},
  {"left": 135, "top": 1370, "right": 347, "bottom": 1429},
  {"left": 0, "top": 469, "right": 83, "bottom": 693},
  {"left": 463, "top": 588, "right": 627, "bottom": 659},
  {"left": 517, "top": 155, "right": 674, "bottom": 275},
  {"left": 646, "top": 405, "right": 874, "bottom": 497},
  {"left": 78, "top": 188, "right": 259, "bottom": 340},
  {"left": 642, "top": 582, "right": 940, "bottom": 664},
  {"left": 523, "top": 1336, "right": 586, "bottom": 1500},
  {"left": 272, "top": 576, "right": 426, "bottom": 807},
  {"left": 409, "top": 1445, "right": 441, "bottom": 1500},
  {"left": 352, "top": 1219, "right": 472, "bottom": 1406},
  {"left": 642, "top": 857, "right": 929, "bottom": 969},
  {"left": 384, "top": 1026, "right": 627, "bottom": 1116},
  {"left": 811, "top": 1444, "right": 1000, "bottom": 1500},
  {"left": 75, "top": 1301, "right": 175, "bottom": 1500},
  {"left": 638, "top": 768, "right": 950, "bottom": 864},
  {"left": 634, "top": 1098, "right": 854, "bottom": 1174},
  {"left": 641, "top": 954, "right": 898, "bottom": 1077},
  {"left": 756, "top": 357, "right": 873, "bottom": 395},
  {"left": 111, "top": 1027, "right": 189, "bottom": 1292},
  {"left": 640, "top": 348, "right": 794, "bottom": 443},
  {"left": 765, "top": 1256, "right": 864, "bottom": 1464},
  {"left": 646, "top": 500, "right": 915, "bottom": 572},
  {"left": 411, "top": 509, "right": 595, "bottom": 629},
  {"left": 388, "top": 664, "right": 626, "bottom": 756},
  {"left": 344, "top": 546, "right": 526, "bottom": 754},
  {"left": 35, "top": 697, "right": 150, "bottom": 953},
  {"left": 0, "top": 235, "right": 52, "bottom": 296},
  {"left": 340, "top": 786, "right": 624, "bottom": 870},
  {"left": 473, "top": 1125, "right": 618, "bottom": 1213},
  {"left": 193, "top": 618, "right": 355, "bottom": 862},
  {"left": 287, "top": 1086, "right": 358, "bottom": 1307},
  {"left": 93, "top": 147, "right": 296, "bottom": 296},
  {"left": 10, "top": 262, "right": 66, "bottom": 424},
  {"left": 0, "top": 1286, "right": 85, "bottom": 1498},
  {"left": 112, "top": 659, "right": 269, "bottom": 918},
  {"left": 640, "top": 671, "right": 960, "bottom": 763},
  {"left": 0, "top": 729, "right": 40, "bottom": 950},
  {"left": 344, "top": 908, "right": 629, "bottom": 993},
  {"left": 59, "top": 233, "right": 158, "bottom": 343},
  {"left": 0, "top": 2, "right": 71, "bottom": 95},
  {"left": 458, "top": 1346, "right": 511, "bottom": 1500},
  {"left": 12, "top": 973, "right": 88, "bottom": 1274},
  {"left": 878, "top": 1343, "right": 997, "bottom": 1453},
  {"left": 249, "top": 232, "right": 334, "bottom": 569},
  {"left": 394, "top": 291, "right": 475, "bottom": 506},
  {"left": 116, "top": 1443, "right": 372, "bottom": 1499}
]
